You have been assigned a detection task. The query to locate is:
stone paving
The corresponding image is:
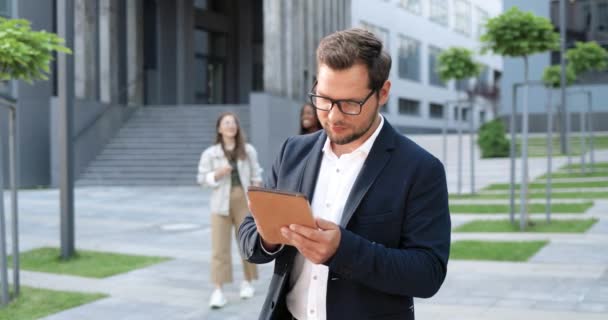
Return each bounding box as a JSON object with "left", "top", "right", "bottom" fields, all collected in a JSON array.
[{"left": 1, "top": 137, "right": 607, "bottom": 319}]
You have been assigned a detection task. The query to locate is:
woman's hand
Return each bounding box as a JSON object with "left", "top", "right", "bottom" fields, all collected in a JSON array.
[{"left": 214, "top": 165, "right": 232, "bottom": 181}]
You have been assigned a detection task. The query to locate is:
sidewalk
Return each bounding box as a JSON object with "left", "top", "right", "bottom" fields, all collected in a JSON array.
[{"left": 3, "top": 143, "right": 607, "bottom": 319}]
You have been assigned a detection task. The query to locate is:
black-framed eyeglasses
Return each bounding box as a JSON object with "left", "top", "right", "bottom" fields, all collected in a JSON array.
[{"left": 308, "top": 82, "right": 376, "bottom": 115}]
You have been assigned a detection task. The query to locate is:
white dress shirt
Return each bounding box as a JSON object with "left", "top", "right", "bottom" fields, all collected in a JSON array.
[{"left": 286, "top": 115, "right": 385, "bottom": 320}]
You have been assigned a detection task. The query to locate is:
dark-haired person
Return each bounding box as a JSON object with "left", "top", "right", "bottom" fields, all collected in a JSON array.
[
  {"left": 300, "top": 103, "right": 323, "bottom": 135},
  {"left": 197, "top": 112, "right": 263, "bottom": 309},
  {"left": 238, "top": 28, "right": 451, "bottom": 320}
]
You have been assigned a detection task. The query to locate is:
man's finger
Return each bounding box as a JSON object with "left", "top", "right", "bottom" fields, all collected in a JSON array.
[
  {"left": 316, "top": 218, "right": 339, "bottom": 231},
  {"left": 289, "top": 224, "right": 322, "bottom": 241}
]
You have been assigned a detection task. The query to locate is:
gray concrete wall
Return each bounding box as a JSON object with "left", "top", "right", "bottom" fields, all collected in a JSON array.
[
  {"left": 50, "top": 98, "right": 138, "bottom": 187},
  {"left": 7, "top": 0, "right": 54, "bottom": 187},
  {"left": 501, "top": 111, "right": 608, "bottom": 134},
  {"left": 502, "top": 0, "right": 608, "bottom": 131},
  {"left": 249, "top": 92, "right": 300, "bottom": 174}
]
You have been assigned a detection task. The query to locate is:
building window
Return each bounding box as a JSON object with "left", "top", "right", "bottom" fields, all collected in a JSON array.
[
  {"left": 398, "top": 98, "right": 420, "bottom": 116},
  {"left": 428, "top": 46, "right": 446, "bottom": 87},
  {"left": 400, "top": 0, "right": 422, "bottom": 15},
  {"left": 479, "top": 110, "right": 486, "bottom": 124},
  {"left": 454, "top": 0, "right": 471, "bottom": 36},
  {"left": 454, "top": 106, "right": 469, "bottom": 121},
  {"left": 194, "top": 0, "right": 224, "bottom": 12},
  {"left": 456, "top": 79, "right": 469, "bottom": 92},
  {"left": 476, "top": 64, "right": 489, "bottom": 90},
  {"left": 476, "top": 7, "right": 489, "bottom": 37},
  {"left": 194, "top": 29, "right": 227, "bottom": 104},
  {"left": 0, "top": 0, "right": 9, "bottom": 16},
  {"left": 361, "top": 21, "right": 390, "bottom": 49},
  {"left": 430, "top": 0, "right": 448, "bottom": 27},
  {"left": 430, "top": 103, "right": 445, "bottom": 119},
  {"left": 398, "top": 35, "right": 421, "bottom": 81},
  {"left": 550, "top": 0, "right": 608, "bottom": 84}
]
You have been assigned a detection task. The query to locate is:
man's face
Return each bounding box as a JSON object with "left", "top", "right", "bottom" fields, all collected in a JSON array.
[{"left": 315, "top": 63, "right": 389, "bottom": 146}]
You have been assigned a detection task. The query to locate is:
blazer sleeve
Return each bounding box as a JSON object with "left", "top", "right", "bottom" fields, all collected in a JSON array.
[
  {"left": 238, "top": 138, "right": 291, "bottom": 264},
  {"left": 326, "top": 157, "right": 451, "bottom": 298}
]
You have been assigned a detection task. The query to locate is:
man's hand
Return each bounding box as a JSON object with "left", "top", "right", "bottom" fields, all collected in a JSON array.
[{"left": 281, "top": 218, "right": 341, "bottom": 264}]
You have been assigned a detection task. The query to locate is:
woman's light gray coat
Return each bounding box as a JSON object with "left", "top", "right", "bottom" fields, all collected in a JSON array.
[{"left": 197, "top": 143, "right": 263, "bottom": 216}]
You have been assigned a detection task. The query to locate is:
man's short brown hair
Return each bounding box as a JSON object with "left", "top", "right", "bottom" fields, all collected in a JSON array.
[{"left": 316, "top": 28, "right": 392, "bottom": 91}]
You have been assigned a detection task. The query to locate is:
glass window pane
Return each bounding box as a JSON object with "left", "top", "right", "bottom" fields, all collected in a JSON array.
[
  {"left": 454, "top": 0, "right": 471, "bottom": 36},
  {"left": 0, "top": 0, "right": 9, "bottom": 16},
  {"left": 430, "top": 0, "right": 448, "bottom": 27},
  {"left": 430, "top": 103, "right": 445, "bottom": 119},
  {"left": 400, "top": 0, "right": 422, "bottom": 15},
  {"left": 194, "top": 29, "right": 209, "bottom": 55},
  {"left": 194, "top": 0, "right": 209, "bottom": 10},
  {"left": 398, "top": 35, "right": 420, "bottom": 82},
  {"left": 476, "top": 7, "right": 489, "bottom": 37},
  {"left": 398, "top": 98, "right": 420, "bottom": 116},
  {"left": 429, "top": 46, "right": 446, "bottom": 88},
  {"left": 194, "top": 57, "right": 209, "bottom": 103},
  {"left": 360, "top": 21, "right": 390, "bottom": 50}
]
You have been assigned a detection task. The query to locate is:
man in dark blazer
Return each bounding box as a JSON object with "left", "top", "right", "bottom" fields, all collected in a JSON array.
[{"left": 239, "top": 28, "right": 451, "bottom": 320}]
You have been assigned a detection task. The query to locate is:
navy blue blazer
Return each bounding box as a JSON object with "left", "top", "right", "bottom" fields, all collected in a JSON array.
[{"left": 239, "top": 120, "right": 451, "bottom": 320}]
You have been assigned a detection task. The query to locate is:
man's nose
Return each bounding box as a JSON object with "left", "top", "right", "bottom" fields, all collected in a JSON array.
[{"left": 327, "top": 103, "right": 343, "bottom": 122}]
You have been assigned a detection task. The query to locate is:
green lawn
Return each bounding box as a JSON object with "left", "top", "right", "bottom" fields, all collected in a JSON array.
[
  {"left": 519, "top": 136, "right": 608, "bottom": 157},
  {"left": 484, "top": 181, "right": 608, "bottom": 190},
  {"left": 450, "top": 240, "right": 549, "bottom": 261},
  {"left": 538, "top": 171, "right": 608, "bottom": 179},
  {"left": 9, "top": 247, "right": 170, "bottom": 278},
  {"left": 450, "top": 191, "right": 608, "bottom": 200},
  {"left": 563, "top": 162, "right": 608, "bottom": 170},
  {"left": 0, "top": 286, "right": 106, "bottom": 320},
  {"left": 450, "top": 202, "right": 593, "bottom": 214},
  {"left": 454, "top": 219, "right": 598, "bottom": 233}
]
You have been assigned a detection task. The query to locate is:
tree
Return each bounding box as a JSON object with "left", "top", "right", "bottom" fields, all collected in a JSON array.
[
  {"left": 0, "top": 17, "right": 71, "bottom": 304},
  {"left": 566, "top": 41, "right": 608, "bottom": 77},
  {"left": 480, "top": 7, "right": 559, "bottom": 230},
  {"left": 542, "top": 64, "right": 576, "bottom": 225},
  {"left": 438, "top": 47, "right": 481, "bottom": 195}
]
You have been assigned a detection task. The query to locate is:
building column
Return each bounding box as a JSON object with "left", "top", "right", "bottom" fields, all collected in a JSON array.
[
  {"left": 74, "top": 0, "right": 98, "bottom": 100},
  {"left": 126, "top": 0, "right": 144, "bottom": 106},
  {"left": 99, "top": 0, "right": 119, "bottom": 104}
]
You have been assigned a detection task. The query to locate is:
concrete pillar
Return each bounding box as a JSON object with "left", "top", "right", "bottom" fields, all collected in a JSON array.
[
  {"left": 263, "top": 0, "right": 351, "bottom": 100},
  {"left": 99, "top": 0, "right": 119, "bottom": 104},
  {"left": 127, "top": 0, "right": 144, "bottom": 106},
  {"left": 74, "top": 0, "right": 98, "bottom": 100}
]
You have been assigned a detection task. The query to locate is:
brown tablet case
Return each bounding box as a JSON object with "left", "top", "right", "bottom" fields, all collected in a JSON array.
[{"left": 247, "top": 186, "right": 316, "bottom": 245}]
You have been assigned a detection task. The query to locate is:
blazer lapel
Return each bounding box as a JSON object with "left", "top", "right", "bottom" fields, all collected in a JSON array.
[
  {"left": 339, "top": 122, "right": 396, "bottom": 227},
  {"left": 299, "top": 132, "right": 326, "bottom": 201}
]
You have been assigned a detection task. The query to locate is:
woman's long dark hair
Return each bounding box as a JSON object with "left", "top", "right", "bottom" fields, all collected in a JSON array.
[
  {"left": 299, "top": 103, "right": 322, "bottom": 135},
  {"left": 215, "top": 112, "right": 247, "bottom": 160}
]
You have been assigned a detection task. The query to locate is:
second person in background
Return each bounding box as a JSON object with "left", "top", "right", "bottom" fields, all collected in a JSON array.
[
  {"left": 300, "top": 102, "right": 323, "bottom": 134},
  {"left": 197, "top": 112, "right": 263, "bottom": 309}
]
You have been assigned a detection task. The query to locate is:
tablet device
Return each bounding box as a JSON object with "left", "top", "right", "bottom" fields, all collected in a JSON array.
[{"left": 247, "top": 186, "right": 316, "bottom": 245}]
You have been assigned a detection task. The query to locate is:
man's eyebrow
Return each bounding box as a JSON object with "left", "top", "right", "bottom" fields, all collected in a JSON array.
[{"left": 315, "top": 89, "right": 364, "bottom": 101}]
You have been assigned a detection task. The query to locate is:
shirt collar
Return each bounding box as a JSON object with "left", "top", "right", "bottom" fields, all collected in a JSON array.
[{"left": 322, "top": 114, "right": 385, "bottom": 157}]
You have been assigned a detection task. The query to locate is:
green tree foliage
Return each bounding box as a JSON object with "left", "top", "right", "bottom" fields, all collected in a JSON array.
[
  {"left": 0, "top": 17, "right": 71, "bottom": 83},
  {"left": 477, "top": 119, "right": 510, "bottom": 158},
  {"left": 566, "top": 41, "right": 608, "bottom": 76},
  {"left": 480, "top": 7, "right": 559, "bottom": 58},
  {"left": 438, "top": 47, "right": 481, "bottom": 82},
  {"left": 542, "top": 65, "right": 576, "bottom": 88}
]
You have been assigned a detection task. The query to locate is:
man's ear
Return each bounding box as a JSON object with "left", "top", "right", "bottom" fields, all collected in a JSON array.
[{"left": 378, "top": 80, "right": 391, "bottom": 106}]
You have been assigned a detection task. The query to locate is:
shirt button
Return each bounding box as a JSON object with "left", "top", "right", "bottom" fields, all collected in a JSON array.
[
  {"left": 326, "top": 203, "right": 331, "bottom": 208},
  {"left": 310, "top": 309, "right": 315, "bottom": 314},
  {"left": 336, "top": 168, "right": 340, "bottom": 173},
  {"left": 313, "top": 275, "right": 318, "bottom": 280}
]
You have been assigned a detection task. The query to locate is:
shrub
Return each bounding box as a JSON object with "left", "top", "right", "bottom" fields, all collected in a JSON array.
[{"left": 478, "top": 119, "right": 510, "bottom": 158}]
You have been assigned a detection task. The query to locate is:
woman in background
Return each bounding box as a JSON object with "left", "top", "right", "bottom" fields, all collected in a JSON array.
[
  {"left": 197, "top": 112, "right": 262, "bottom": 309},
  {"left": 299, "top": 102, "right": 322, "bottom": 134}
]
